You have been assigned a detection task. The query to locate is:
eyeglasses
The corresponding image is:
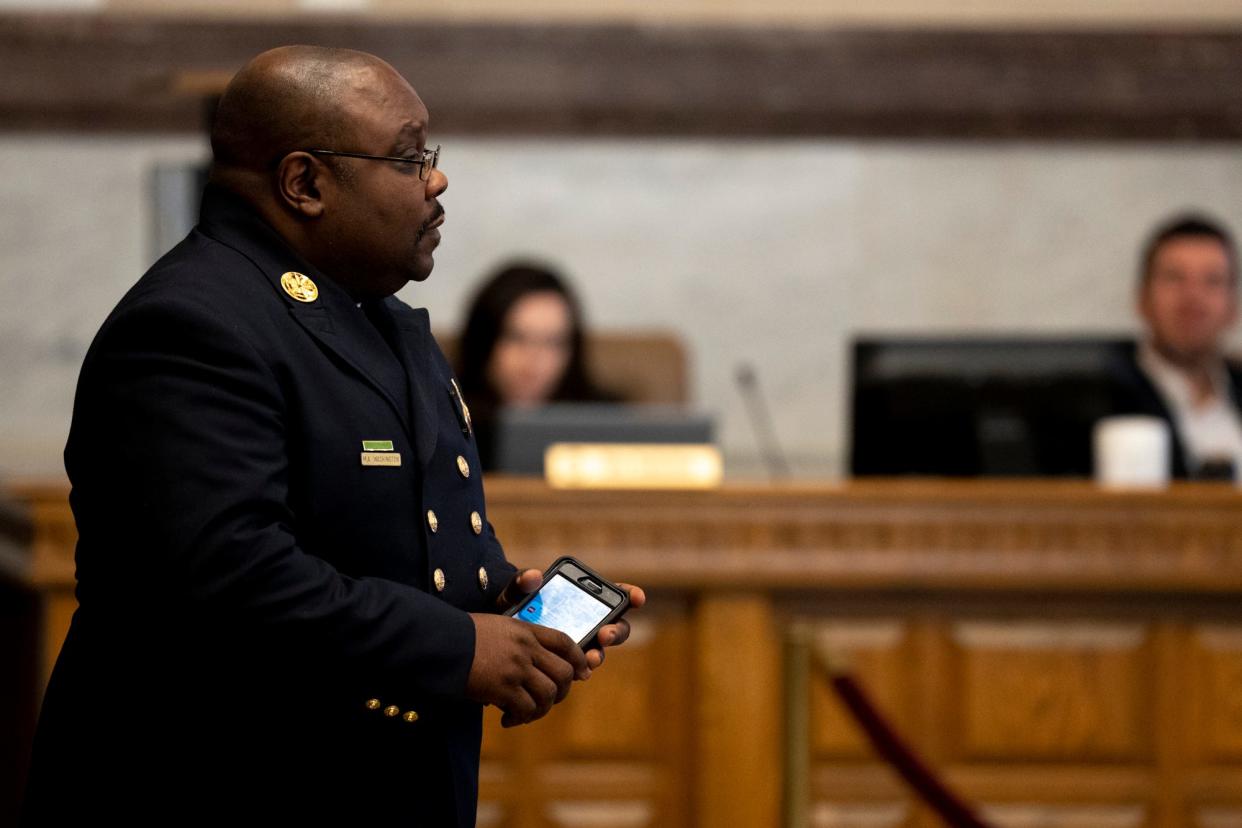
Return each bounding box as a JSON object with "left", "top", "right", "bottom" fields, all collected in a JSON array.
[{"left": 305, "top": 144, "right": 441, "bottom": 182}]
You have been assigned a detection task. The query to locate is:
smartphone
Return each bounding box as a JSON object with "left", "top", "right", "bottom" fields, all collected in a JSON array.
[{"left": 504, "top": 556, "right": 630, "bottom": 649}]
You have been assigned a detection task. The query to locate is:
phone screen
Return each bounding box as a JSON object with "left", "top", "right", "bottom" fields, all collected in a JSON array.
[{"left": 516, "top": 573, "right": 614, "bottom": 644}]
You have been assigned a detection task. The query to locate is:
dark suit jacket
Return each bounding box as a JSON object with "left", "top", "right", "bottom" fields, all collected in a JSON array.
[
  {"left": 1109, "top": 342, "right": 1242, "bottom": 479},
  {"left": 21, "top": 184, "right": 516, "bottom": 827}
]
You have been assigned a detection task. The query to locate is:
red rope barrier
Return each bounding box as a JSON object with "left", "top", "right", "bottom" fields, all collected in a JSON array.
[{"left": 829, "top": 674, "right": 995, "bottom": 828}]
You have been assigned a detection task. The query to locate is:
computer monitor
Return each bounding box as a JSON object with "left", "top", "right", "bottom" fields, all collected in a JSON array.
[
  {"left": 850, "top": 336, "right": 1135, "bottom": 477},
  {"left": 493, "top": 403, "right": 715, "bottom": 476}
]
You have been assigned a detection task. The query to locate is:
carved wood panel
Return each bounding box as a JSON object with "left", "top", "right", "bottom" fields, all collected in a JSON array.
[
  {"left": 1189, "top": 626, "right": 1242, "bottom": 764},
  {"left": 948, "top": 622, "right": 1154, "bottom": 762},
  {"left": 809, "top": 621, "right": 915, "bottom": 759}
]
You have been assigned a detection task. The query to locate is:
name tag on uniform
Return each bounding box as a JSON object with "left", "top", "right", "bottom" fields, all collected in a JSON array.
[{"left": 361, "top": 439, "right": 401, "bottom": 466}]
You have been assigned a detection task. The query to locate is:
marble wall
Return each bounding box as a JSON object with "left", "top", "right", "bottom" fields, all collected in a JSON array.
[{"left": 3, "top": 135, "right": 1241, "bottom": 477}]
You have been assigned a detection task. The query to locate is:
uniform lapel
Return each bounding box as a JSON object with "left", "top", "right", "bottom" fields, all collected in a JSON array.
[
  {"left": 385, "top": 300, "right": 440, "bottom": 470},
  {"left": 195, "top": 184, "right": 415, "bottom": 442},
  {"left": 283, "top": 289, "right": 415, "bottom": 443}
]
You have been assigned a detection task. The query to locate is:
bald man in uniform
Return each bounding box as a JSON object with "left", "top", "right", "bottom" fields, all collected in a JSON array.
[{"left": 21, "top": 46, "right": 643, "bottom": 827}]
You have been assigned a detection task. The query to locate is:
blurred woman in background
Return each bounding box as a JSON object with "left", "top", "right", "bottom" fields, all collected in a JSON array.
[{"left": 457, "top": 261, "right": 617, "bottom": 469}]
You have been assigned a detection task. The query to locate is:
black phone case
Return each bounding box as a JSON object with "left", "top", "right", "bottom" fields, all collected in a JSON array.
[{"left": 504, "top": 555, "right": 630, "bottom": 649}]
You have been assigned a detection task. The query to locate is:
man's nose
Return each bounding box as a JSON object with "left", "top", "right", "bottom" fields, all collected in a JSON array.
[{"left": 428, "top": 167, "right": 448, "bottom": 197}]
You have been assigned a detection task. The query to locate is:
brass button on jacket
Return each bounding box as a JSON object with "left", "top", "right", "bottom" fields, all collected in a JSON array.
[
  {"left": 434, "top": 568, "right": 446, "bottom": 592},
  {"left": 403, "top": 711, "right": 420, "bottom": 723},
  {"left": 426, "top": 509, "right": 439, "bottom": 534},
  {"left": 477, "top": 567, "right": 489, "bottom": 591},
  {"left": 456, "top": 455, "right": 470, "bottom": 479},
  {"left": 383, "top": 705, "right": 400, "bottom": 718},
  {"left": 365, "top": 698, "right": 382, "bottom": 711},
  {"left": 470, "top": 511, "right": 483, "bottom": 535}
]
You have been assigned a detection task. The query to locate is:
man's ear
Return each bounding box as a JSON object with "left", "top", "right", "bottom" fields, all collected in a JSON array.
[{"left": 274, "top": 152, "right": 326, "bottom": 218}]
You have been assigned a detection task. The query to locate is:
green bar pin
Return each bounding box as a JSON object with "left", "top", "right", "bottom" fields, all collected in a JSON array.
[{"left": 362, "top": 440, "right": 395, "bottom": 452}]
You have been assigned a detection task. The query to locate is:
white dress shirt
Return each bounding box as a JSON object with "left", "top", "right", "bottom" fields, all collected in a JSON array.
[{"left": 1137, "top": 341, "right": 1242, "bottom": 475}]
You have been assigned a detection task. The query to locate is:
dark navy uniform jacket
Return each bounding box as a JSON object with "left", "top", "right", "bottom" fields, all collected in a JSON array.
[{"left": 21, "top": 183, "right": 515, "bottom": 827}]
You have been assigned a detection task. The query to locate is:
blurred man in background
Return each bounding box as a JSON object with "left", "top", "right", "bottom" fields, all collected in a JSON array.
[{"left": 1113, "top": 214, "right": 1242, "bottom": 478}]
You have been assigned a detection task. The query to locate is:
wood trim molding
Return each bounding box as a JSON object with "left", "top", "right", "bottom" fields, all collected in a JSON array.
[
  {"left": 16, "top": 477, "right": 1242, "bottom": 594},
  {"left": 3, "top": 13, "right": 1242, "bottom": 138},
  {"left": 478, "top": 478, "right": 1242, "bottom": 592}
]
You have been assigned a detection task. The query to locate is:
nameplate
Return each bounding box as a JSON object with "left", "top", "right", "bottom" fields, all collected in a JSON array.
[
  {"left": 544, "top": 443, "right": 722, "bottom": 490},
  {"left": 361, "top": 452, "right": 402, "bottom": 467}
]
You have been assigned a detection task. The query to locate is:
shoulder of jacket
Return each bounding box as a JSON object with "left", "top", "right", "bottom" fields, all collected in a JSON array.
[{"left": 120, "top": 232, "right": 282, "bottom": 321}]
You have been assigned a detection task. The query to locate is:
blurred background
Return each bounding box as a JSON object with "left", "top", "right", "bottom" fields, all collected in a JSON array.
[
  {"left": 3, "top": 0, "right": 1242, "bottom": 479},
  {"left": 5, "top": 2, "right": 1242, "bottom": 827}
]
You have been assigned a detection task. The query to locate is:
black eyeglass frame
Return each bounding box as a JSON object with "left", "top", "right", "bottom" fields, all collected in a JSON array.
[{"left": 304, "top": 145, "right": 441, "bottom": 181}]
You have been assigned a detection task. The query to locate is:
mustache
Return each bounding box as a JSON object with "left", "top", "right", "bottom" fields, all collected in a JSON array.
[
  {"left": 426, "top": 205, "right": 445, "bottom": 228},
  {"left": 416, "top": 205, "right": 445, "bottom": 243}
]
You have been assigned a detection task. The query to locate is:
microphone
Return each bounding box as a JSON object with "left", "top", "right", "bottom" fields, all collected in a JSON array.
[{"left": 735, "top": 362, "right": 791, "bottom": 480}]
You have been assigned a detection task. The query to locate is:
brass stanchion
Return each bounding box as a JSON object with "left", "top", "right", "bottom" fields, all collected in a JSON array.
[
  {"left": 784, "top": 623, "right": 812, "bottom": 828},
  {"left": 785, "top": 622, "right": 995, "bottom": 828}
]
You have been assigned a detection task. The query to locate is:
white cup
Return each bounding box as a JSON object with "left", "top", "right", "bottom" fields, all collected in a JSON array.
[{"left": 1093, "top": 416, "right": 1171, "bottom": 489}]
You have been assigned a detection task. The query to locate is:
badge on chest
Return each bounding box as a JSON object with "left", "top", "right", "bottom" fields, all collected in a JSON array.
[
  {"left": 361, "top": 439, "right": 401, "bottom": 467},
  {"left": 448, "top": 378, "right": 473, "bottom": 438}
]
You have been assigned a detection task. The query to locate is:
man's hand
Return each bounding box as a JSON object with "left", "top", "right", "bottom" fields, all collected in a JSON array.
[
  {"left": 585, "top": 582, "right": 646, "bottom": 668},
  {"left": 466, "top": 612, "right": 589, "bottom": 727},
  {"left": 497, "top": 568, "right": 648, "bottom": 670}
]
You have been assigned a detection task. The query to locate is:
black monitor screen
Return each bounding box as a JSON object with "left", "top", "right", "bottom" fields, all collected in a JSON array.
[
  {"left": 850, "top": 337, "right": 1134, "bottom": 477},
  {"left": 494, "top": 403, "right": 715, "bottom": 476}
]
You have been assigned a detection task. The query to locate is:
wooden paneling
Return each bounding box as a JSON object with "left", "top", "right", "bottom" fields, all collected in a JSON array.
[
  {"left": 1196, "top": 807, "right": 1242, "bottom": 828},
  {"left": 694, "top": 593, "right": 784, "bottom": 827},
  {"left": 809, "top": 621, "right": 913, "bottom": 759},
  {"left": 9, "top": 478, "right": 1242, "bottom": 828},
  {"left": 949, "top": 622, "right": 1153, "bottom": 762},
  {"left": 1189, "top": 626, "right": 1242, "bottom": 764},
  {"left": 979, "top": 803, "right": 1148, "bottom": 828},
  {"left": 809, "top": 801, "right": 910, "bottom": 828},
  {"left": 3, "top": 14, "right": 1242, "bottom": 139}
]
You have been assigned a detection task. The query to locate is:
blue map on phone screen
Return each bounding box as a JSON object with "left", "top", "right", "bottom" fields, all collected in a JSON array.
[{"left": 517, "top": 573, "right": 611, "bottom": 644}]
